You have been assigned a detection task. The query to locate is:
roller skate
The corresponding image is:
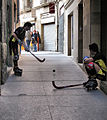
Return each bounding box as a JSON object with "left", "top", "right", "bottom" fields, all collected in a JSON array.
[
  {"left": 83, "top": 78, "right": 98, "bottom": 91},
  {"left": 13, "top": 67, "right": 22, "bottom": 76}
]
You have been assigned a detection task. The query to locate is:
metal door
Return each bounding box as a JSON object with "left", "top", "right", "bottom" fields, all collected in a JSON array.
[{"left": 44, "top": 24, "right": 56, "bottom": 51}]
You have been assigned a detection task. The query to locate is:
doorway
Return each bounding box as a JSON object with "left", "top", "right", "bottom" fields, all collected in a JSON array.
[
  {"left": 68, "top": 15, "right": 74, "bottom": 56},
  {"left": 78, "top": 3, "right": 83, "bottom": 63}
]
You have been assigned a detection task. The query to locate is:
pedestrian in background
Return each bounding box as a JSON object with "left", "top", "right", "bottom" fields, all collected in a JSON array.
[
  {"left": 25, "top": 30, "right": 32, "bottom": 50},
  {"left": 32, "top": 30, "right": 37, "bottom": 52},
  {"left": 37, "top": 31, "right": 41, "bottom": 51}
]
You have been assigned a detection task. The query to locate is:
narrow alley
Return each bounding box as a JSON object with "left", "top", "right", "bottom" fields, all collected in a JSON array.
[{"left": 0, "top": 51, "right": 107, "bottom": 120}]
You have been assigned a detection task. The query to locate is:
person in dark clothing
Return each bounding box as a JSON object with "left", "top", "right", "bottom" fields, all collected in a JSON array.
[
  {"left": 83, "top": 43, "right": 107, "bottom": 88},
  {"left": 9, "top": 22, "right": 32, "bottom": 74},
  {"left": 32, "top": 30, "right": 37, "bottom": 52},
  {"left": 36, "top": 31, "right": 41, "bottom": 51},
  {"left": 25, "top": 30, "right": 32, "bottom": 49}
]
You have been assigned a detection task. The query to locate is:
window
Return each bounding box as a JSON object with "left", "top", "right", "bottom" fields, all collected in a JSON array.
[
  {"left": 27, "top": 0, "right": 32, "bottom": 8},
  {"left": 40, "top": 0, "right": 47, "bottom": 4}
]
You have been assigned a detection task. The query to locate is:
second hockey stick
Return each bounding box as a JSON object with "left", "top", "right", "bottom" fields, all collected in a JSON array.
[{"left": 52, "top": 81, "right": 83, "bottom": 89}]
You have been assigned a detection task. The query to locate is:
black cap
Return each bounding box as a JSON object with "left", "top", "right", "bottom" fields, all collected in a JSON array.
[
  {"left": 24, "top": 22, "right": 32, "bottom": 27},
  {"left": 89, "top": 43, "right": 99, "bottom": 52}
]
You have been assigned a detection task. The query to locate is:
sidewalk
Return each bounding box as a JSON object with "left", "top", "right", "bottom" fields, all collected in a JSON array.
[{"left": 0, "top": 51, "right": 107, "bottom": 120}]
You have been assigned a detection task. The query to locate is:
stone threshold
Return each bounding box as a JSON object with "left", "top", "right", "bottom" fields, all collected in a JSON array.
[{"left": 100, "top": 81, "right": 107, "bottom": 95}]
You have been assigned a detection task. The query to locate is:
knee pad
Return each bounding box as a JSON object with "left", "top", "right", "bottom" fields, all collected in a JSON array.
[
  {"left": 13, "top": 55, "right": 19, "bottom": 61},
  {"left": 86, "top": 62, "right": 96, "bottom": 75},
  {"left": 87, "top": 62, "right": 94, "bottom": 70}
]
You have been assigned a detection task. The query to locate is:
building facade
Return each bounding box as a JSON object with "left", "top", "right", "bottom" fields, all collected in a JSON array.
[
  {"left": 20, "top": 0, "right": 57, "bottom": 51},
  {"left": 58, "top": 0, "right": 107, "bottom": 92}
]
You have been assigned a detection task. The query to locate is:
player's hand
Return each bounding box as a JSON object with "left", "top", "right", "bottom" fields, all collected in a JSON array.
[
  {"left": 18, "top": 39, "right": 22, "bottom": 45},
  {"left": 22, "top": 42, "right": 29, "bottom": 52},
  {"left": 25, "top": 46, "right": 29, "bottom": 52}
]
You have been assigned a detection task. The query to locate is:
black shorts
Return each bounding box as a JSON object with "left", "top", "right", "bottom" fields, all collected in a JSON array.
[{"left": 9, "top": 36, "right": 18, "bottom": 55}]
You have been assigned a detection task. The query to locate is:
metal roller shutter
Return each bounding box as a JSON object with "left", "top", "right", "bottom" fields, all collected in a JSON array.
[{"left": 44, "top": 24, "right": 56, "bottom": 51}]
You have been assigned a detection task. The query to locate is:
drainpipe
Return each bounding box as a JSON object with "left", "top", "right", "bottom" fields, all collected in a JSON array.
[
  {"left": 0, "top": 43, "right": 1, "bottom": 96},
  {"left": 0, "top": 0, "right": 2, "bottom": 96},
  {"left": 56, "top": 0, "right": 59, "bottom": 51}
]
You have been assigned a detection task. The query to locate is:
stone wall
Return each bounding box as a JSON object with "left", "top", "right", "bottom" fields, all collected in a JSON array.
[
  {"left": 100, "top": 0, "right": 107, "bottom": 94},
  {"left": 1, "top": 0, "right": 7, "bottom": 84},
  {"left": 1, "top": 43, "right": 7, "bottom": 84},
  {"left": 0, "top": 43, "right": 1, "bottom": 85},
  {"left": 0, "top": 1, "right": 2, "bottom": 85},
  {"left": 83, "top": 0, "right": 90, "bottom": 57},
  {"left": 1, "top": 0, "right": 14, "bottom": 84},
  {"left": 90, "top": 0, "right": 101, "bottom": 47}
]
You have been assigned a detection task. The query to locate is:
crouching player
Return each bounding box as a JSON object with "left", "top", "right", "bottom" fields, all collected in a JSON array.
[{"left": 83, "top": 43, "right": 107, "bottom": 90}]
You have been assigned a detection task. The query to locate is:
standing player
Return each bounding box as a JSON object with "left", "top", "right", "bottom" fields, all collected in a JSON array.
[{"left": 9, "top": 22, "right": 32, "bottom": 76}]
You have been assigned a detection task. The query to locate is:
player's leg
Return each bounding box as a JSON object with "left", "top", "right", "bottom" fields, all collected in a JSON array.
[
  {"left": 12, "top": 44, "right": 22, "bottom": 76},
  {"left": 83, "top": 62, "right": 98, "bottom": 89}
]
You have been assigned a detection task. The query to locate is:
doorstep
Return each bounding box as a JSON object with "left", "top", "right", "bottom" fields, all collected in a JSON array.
[{"left": 100, "top": 81, "right": 107, "bottom": 95}]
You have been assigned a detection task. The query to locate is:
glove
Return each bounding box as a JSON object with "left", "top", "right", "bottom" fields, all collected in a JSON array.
[
  {"left": 83, "top": 56, "right": 89, "bottom": 61},
  {"left": 23, "top": 42, "right": 29, "bottom": 52},
  {"left": 25, "top": 46, "right": 29, "bottom": 52},
  {"left": 18, "top": 39, "right": 22, "bottom": 45}
]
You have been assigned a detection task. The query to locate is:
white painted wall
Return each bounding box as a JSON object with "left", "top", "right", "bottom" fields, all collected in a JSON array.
[
  {"left": 64, "top": 0, "right": 80, "bottom": 62},
  {"left": 32, "top": 0, "right": 40, "bottom": 8},
  {"left": 20, "top": 12, "right": 35, "bottom": 26},
  {"left": 20, "top": 0, "right": 24, "bottom": 11}
]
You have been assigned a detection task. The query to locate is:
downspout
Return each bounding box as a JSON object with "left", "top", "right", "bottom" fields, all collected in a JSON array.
[
  {"left": 56, "top": 0, "right": 59, "bottom": 51},
  {"left": 0, "top": 0, "right": 2, "bottom": 95}
]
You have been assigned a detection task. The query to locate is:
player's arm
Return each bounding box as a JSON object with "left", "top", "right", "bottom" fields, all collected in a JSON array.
[
  {"left": 84, "top": 57, "right": 94, "bottom": 64},
  {"left": 12, "top": 27, "right": 23, "bottom": 45},
  {"left": 12, "top": 32, "right": 19, "bottom": 41},
  {"left": 12, "top": 32, "right": 22, "bottom": 45}
]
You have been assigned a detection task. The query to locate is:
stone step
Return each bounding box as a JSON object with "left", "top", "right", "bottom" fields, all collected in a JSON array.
[{"left": 100, "top": 81, "right": 107, "bottom": 95}]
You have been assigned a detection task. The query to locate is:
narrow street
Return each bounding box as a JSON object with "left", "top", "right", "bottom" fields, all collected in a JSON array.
[{"left": 0, "top": 51, "right": 107, "bottom": 120}]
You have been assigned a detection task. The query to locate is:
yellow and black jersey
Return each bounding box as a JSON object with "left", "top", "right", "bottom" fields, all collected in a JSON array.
[{"left": 93, "top": 52, "right": 107, "bottom": 75}]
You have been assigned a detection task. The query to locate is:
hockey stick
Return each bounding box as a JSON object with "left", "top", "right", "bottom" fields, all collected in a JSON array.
[
  {"left": 52, "top": 81, "right": 83, "bottom": 89},
  {"left": 29, "top": 51, "right": 45, "bottom": 62}
]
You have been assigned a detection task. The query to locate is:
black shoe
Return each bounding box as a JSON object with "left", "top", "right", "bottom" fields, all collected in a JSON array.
[
  {"left": 83, "top": 81, "right": 88, "bottom": 87},
  {"left": 13, "top": 67, "right": 22, "bottom": 72},
  {"left": 84, "top": 79, "right": 98, "bottom": 90},
  {"left": 13, "top": 67, "right": 22, "bottom": 76},
  {"left": 17, "top": 67, "right": 23, "bottom": 72}
]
